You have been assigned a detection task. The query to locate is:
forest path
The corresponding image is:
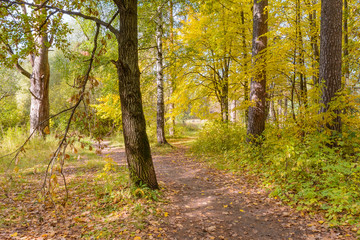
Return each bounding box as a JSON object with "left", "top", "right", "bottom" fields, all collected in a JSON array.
[{"left": 104, "top": 139, "right": 353, "bottom": 240}]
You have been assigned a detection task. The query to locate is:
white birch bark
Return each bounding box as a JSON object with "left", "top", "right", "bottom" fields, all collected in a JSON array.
[{"left": 156, "top": 6, "right": 167, "bottom": 144}]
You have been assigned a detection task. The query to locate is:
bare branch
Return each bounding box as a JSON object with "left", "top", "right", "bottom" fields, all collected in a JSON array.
[
  {"left": 42, "top": 23, "right": 101, "bottom": 202},
  {"left": 107, "top": 10, "right": 119, "bottom": 28}
]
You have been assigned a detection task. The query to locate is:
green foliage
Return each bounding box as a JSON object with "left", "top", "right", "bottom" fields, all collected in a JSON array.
[
  {"left": 192, "top": 120, "right": 360, "bottom": 226},
  {"left": 0, "top": 127, "right": 59, "bottom": 173}
]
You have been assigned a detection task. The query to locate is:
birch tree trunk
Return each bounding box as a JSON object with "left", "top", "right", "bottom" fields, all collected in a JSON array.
[
  {"left": 116, "top": 0, "right": 158, "bottom": 189},
  {"left": 168, "top": 0, "right": 175, "bottom": 137},
  {"left": 155, "top": 6, "right": 167, "bottom": 144}
]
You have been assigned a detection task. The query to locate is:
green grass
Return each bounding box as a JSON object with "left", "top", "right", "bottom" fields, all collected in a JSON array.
[
  {"left": 191, "top": 121, "right": 360, "bottom": 232},
  {"left": 0, "top": 131, "right": 164, "bottom": 239}
]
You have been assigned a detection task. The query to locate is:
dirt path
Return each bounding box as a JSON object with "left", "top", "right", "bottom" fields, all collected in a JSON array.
[{"left": 104, "top": 142, "right": 355, "bottom": 240}]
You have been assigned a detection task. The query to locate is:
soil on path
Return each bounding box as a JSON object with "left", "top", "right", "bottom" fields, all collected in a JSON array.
[{"left": 104, "top": 141, "right": 355, "bottom": 240}]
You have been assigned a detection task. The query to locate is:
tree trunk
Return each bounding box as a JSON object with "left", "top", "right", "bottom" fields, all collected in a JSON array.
[
  {"left": 241, "top": 10, "right": 249, "bottom": 128},
  {"left": 155, "top": 6, "right": 167, "bottom": 144},
  {"left": 220, "top": 93, "right": 228, "bottom": 122},
  {"left": 319, "top": 0, "right": 342, "bottom": 133},
  {"left": 269, "top": 100, "right": 277, "bottom": 123},
  {"left": 230, "top": 100, "right": 236, "bottom": 123},
  {"left": 116, "top": 0, "right": 158, "bottom": 189},
  {"left": 307, "top": 0, "right": 320, "bottom": 86},
  {"left": 220, "top": 66, "right": 229, "bottom": 122},
  {"left": 168, "top": 0, "right": 175, "bottom": 137},
  {"left": 29, "top": 34, "right": 50, "bottom": 137},
  {"left": 343, "top": 0, "right": 349, "bottom": 87},
  {"left": 247, "top": 0, "right": 268, "bottom": 141},
  {"left": 297, "top": 0, "right": 307, "bottom": 107}
]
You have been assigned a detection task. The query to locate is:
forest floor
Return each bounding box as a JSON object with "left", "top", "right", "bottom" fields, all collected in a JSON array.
[
  {"left": 0, "top": 138, "right": 357, "bottom": 239},
  {"left": 105, "top": 138, "right": 357, "bottom": 240}
]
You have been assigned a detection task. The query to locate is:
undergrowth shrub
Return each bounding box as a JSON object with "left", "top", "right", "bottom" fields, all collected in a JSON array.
[{"left": 192, "top": 120, "right": 360, "bottom": 228}]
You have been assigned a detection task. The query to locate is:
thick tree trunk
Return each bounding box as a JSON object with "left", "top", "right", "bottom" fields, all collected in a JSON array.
[
  {"left": 155, "top": 6, "right": 167, "bottom": 144},
  {"left": 319, "top": 0, "right": 342, "bottom": 133},
  {"left": 29, "top": 34, "right": 50, "bottom": 137},
  {"left": 247, "top": 0, "right": 268, "bottom": 141},
  {"left": 117, "top": 0, "right": 158, "bottom": 189}
]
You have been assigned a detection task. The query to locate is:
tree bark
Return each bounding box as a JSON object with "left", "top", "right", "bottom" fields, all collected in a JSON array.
[
  {"left": 220, "top": 69, "right": 229, "bottom": 123},
  {"left": 230, "top": 100, "right": 236, "bottom": 122},
  {"left": 155, "top": 6, "right": 168, "bottom": 145},
  {"left": 247, "top": 0, "right": 268, "bottom": 141},
  {"left": 4, "top": 4, "right": 51, "bottom": 137},
  {"left": 220, "top": 93, "right": 229, "bottom": 122},
  {"left": 116, "top": 0, "right": 158, "bottom": 189},
  {"left": 343, "top": 0, "right": 349, "bottom": 87},
  {"left": 319, "top": 0, "right": 342, "bottom": 133},
  {"left": 29, "top": 34, "right": 50, "bottom": 137},
  {"left": 297, "top": 0, "right": 307, "bottom": 106},
  {"left": 307, "top": 0, "right": 320, "bottom": 86},
  {"left": 168, "top": 0, "right": 175, "bottom": 137},
  {"left": 241, "top": 10, "right": 249, "bottom": 128}
]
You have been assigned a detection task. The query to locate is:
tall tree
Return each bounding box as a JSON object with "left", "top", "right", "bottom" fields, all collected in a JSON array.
[
  {"left": 343, "top": 0, "right": 349, "bottom": 86},
  {"left": 168, "top": 0, "right": 176, "bottom": 136},
  {"left": 155, "top": 5, "right": 168, "bottom": 144},
  {"left": 241, "top": 8, "right": 250, "bottom": 127},
  {"left": 0, "top": 3, "right": 60, "bottom": 136},
  {"left": 247, "top": 0, "right": 268, "bottom": 141},
  {"left": 319, "top": 0, "right": 343, "bottom": 133},
  {"left": 178, "top": 0, "right": 237, "bottom": 122},
  {"left": 116, "top": 0, "right": 159, "bottom": 188},
  {"left": 305, "top": 0, "right": 320, "bottom": 86},
  {"left": 5, "top": 0, "right": 160, "bottom": 189}
]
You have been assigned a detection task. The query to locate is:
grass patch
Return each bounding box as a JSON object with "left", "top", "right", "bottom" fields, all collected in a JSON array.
[{"left": 0, "top": 129, "right": 165, "bottom": 239}]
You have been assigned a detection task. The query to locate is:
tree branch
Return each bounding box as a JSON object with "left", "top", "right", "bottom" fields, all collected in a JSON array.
[
  {"left": 1, "top": 0, "right": 120, "bottom": 37},
  {"left": 42, "top": 23, "right": 101, "bottom": 203},
  {"left": 3, "top": 42, "right": 31, "bottom": 79},
  {"left": 0, "top": 92, "right": 12, "bottom": 101},
  {"left": 107, "top": 10, "right": 119, "bottom": 28}
]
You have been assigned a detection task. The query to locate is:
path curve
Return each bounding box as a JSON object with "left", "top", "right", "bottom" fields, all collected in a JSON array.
[{"left": 104, "top": 142, "right": 354, "bottom": 240}]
